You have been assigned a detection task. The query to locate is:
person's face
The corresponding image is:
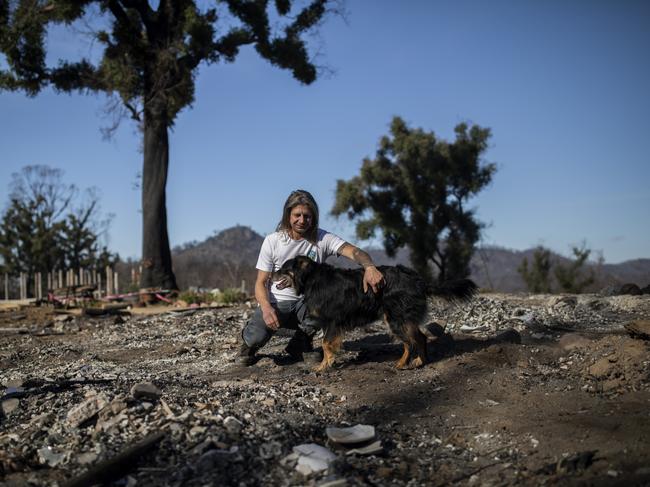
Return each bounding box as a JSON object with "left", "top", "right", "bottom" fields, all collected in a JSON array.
[{"left": 289, "top": 204, "right": 313, "bottom": 239}]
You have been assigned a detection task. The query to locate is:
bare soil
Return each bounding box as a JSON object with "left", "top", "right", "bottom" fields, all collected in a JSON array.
[{"left": 1, "top": 293, "right": 649, "bottom": 486}]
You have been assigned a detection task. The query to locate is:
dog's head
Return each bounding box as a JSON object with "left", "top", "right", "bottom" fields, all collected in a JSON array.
[{"left": 272, "top": 256, "right": 317, "bottom": 294}]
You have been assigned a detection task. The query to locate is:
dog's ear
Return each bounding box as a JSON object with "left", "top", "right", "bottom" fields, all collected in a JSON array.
[{"left": 296, "top": 256, "right": 313, "bottom": 270}]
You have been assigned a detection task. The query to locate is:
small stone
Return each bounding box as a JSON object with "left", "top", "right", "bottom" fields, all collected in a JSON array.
[
  {"left": 259, "top": 441, "right": 282, "bottom": 460},
  {"left": 4, "top": 378, "right": 24, "bottom": 388},
  {"left": 130, "top": 382, "right": 162, "bottom": 401},
  {"left": 587, "top": 357, "right": 615, "bottom": 378},
  {"left": 38, "top": 446, "right": 66, "bottom": 467},
  {"left": 602, "top": 379, "right": 623, "bottom": 392},
  {"left": 195, "top": 449, "right": 233, "bottom": 474},
  {"left": 2, "top": 398, "right": 20, "bottom": 415},
  {"left": 479, "top": 399, "right": 500, "bottom": 407},
  {"left": 77, "top": 451, "right": 99, "bottom": 465},
  {"left": 223, "top": 416, "right": 243, "bottom": 435},
  {"left": 189, "top": 425, "right": 207, "bottom": 436}
]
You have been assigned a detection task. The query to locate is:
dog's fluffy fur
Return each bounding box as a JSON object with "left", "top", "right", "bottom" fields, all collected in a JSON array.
[{"left": 274, "top": 256, "right": 477, "bottom": 371}]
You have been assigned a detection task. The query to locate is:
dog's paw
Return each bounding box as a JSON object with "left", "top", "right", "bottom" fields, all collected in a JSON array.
[
  {"left": 395, "top": 360, "right": 408, "bottom": 370},
  {"left": 411, "top": 357, "right": 424, "bottom": 368},
  {"left": 313, "top": 360, "right": 336, "bottom": 373}
]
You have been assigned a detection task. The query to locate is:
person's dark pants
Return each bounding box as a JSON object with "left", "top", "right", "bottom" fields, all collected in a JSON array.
[{"left": 242, "top": 297, "right": 319, "bottom": 350}]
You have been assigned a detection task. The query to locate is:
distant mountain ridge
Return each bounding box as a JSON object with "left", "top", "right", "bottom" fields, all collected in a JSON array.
[
  {"left": 172, "top": 226, "right": 650, "bottom": 293},
  {"left": 171, "top": 225, "right": 263, "bottom": 291}
]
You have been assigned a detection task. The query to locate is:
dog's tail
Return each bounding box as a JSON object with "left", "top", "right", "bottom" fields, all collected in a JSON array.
[{"left": 427, "top": 278, "right": 478, "bottom": 302}]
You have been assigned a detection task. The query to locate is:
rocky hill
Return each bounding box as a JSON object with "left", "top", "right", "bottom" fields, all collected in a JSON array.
[
  {"left": 172, "top": 226, "right": 263, "bottom": 292},
  {"left": 172, "top": 226, "right": 650, "bottom": 293}
]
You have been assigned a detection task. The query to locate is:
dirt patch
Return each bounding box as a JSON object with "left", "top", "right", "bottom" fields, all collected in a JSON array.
[{"left": 1, "top": 294, "right": 649, "bottom": 486}]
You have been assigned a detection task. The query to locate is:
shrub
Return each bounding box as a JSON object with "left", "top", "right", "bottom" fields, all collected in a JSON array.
[
  {"left": 177, "top": 288, "right": 247, "bottom": 305},
  {"left": 218, "top": 288, "right": 247, "bottom": 304},
  {"left": 177, "top": 291, "right": 212, "bottom": 305}
]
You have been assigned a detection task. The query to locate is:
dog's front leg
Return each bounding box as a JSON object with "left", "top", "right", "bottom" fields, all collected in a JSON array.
[
  {"left": 314, "top": 335, "right": 342, "bottom": 372},
  {"left": 395, "top": 343, "right": 411, "bottom": 369}
]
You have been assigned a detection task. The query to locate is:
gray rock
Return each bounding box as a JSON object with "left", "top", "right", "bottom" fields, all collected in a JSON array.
[
  {"left": 37, "top": 446, "right": 67, "bottom": 467},
  {"left": 76, "top": 450, "right": 100, "bottom": 465},
  {"left": 259, "top": 441, "right": 283, "bottom": 459},
  {"left": 195, "top": 447, "right": 239, "bottom": 474},
  {"left": 1, "top": 398, "right": 20, "bottom": 415},
  {"left": 223, "top": 415, "right": 243, "bottom": 435},
  {"left": 4, "top": 378, "right": 24, "bottom": 388},
  {"left": 130, "top": 382, "right": 162, "bottom": 400}
]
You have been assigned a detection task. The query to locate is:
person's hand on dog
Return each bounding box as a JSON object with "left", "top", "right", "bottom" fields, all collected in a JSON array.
[
  {"left": 363, "top": 265, "right": 385, "bottom": 294},
  {"left": 261, "top": 303, "right": 280, "bottom": 330}
]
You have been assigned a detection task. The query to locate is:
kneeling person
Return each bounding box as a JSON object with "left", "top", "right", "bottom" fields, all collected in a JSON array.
[{"left": 238, "top": 189, "right": 384, "bottom": 366}]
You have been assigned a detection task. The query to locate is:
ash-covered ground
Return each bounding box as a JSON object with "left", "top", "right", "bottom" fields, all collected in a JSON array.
[{"left": 1, "top": 293, "right": 649, "bottom": 486}]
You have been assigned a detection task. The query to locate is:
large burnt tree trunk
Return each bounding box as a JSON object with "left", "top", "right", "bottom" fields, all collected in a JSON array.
[
  {"left": 140, "top": 98, "right": 178, "bottom": 290},
  {"left": 1, "top": 1, "right": 333, "bottom": 292}
]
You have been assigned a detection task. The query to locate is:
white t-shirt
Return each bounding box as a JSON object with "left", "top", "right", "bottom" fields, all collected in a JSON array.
[{"left": 256, "top": 228, "right": 346, "bottom": 302}]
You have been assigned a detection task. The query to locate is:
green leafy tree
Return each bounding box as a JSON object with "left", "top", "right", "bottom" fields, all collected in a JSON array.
[
  {"left": 59, "top": 188, "right": 115, "bottom": 270},
  {"left": 332, "top": 116, "right": 496, "bottom": 283},
  {"left": 554, "top": 243, "right": 595, "bottom": 293},
  {"left": 1, "top": 0, "right": 336, "bottom": 290},
  {"left": 0, "top": 196, "right": 63, "bottom": 284},
  {"left": 0, "top": 166, "right": 73, "bottom": 280},
  {"left": 518, "top": 246, "right": 552, "bottom": 293},
  {"left": 0, "top": 166, "right": 116, "bottom": 286}
]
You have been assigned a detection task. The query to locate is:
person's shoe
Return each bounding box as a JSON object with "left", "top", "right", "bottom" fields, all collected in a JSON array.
[
  {"left": 284, "top": 330, "right": 314, "bottom": 361},
  {"left": 237, "top": 342, "right": 259, "bottom": 366}
]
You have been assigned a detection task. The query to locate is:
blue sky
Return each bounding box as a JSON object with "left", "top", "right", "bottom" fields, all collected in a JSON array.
[{"left": 1, "top": 0, "right": 649, "bottom": 264}]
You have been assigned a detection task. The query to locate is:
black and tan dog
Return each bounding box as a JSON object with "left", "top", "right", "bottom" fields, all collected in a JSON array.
[{"left": 274, "top": 256, "right": 477, "bottom": 372}]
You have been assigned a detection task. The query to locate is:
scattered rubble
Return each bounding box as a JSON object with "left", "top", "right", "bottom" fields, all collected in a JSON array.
[{"left": 0, "top": 293, "right": 649, "bottom": 485}]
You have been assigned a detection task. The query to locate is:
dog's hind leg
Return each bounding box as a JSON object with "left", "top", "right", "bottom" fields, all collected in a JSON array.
[
  {"left": 405, "top": 322, "right": 429, "bottom": 368},
  {"left": 386, "top": 316, "right": 413, "bottom": 369},
  {"left": 314, "top": 334, "right": 342, "bottom": 372},
  {"left": 391, "top": 322, "right": 428, "bottom": 369}
]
